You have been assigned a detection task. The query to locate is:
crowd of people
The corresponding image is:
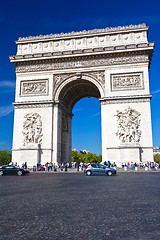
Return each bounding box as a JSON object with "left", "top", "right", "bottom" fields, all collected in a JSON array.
[
  {"left": 37, "top": 162, "right": 77, "bottom": 172},
  {"left": 12, "top": 160, "right": 160, "bottom": 172},
  {"left": 36, "top": 162, "right": 92, "bottom": 172},
  {"left": 122, "top": 161, "right": 160, "bottom": 170}
]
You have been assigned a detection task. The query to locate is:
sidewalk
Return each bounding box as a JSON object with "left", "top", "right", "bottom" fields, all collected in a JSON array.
[
  {"left": 117, "top": 167, "right": 160, "bottom": 173},
  {"left": 30, "top": 168, "right": 83, "bottom": 173},
  {"left": 29, "top": 167, "right": 160, "bottom": 173}
]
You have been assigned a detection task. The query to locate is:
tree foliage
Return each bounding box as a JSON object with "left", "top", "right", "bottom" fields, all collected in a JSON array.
[
  {"left": 0, "top": 150, "right": 12, "bottom": 166},
  {"left": 72, "top": 151, "right": 102, "bottom": 163},
  {"left": 154, "top": 154, "right": 160, "bottom": 163}
]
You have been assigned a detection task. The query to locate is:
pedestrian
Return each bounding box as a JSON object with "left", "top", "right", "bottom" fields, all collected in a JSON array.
[
  {"left": 60, "top": 164, "right": 63, "bottom": 171},
  {"left": 77, "top": 163, "right": 79, "bottom": 171},
  {"left": 50, "top": 162, "right": 53, "bottom": 171},
  {"left": 65, "top": 163, "right": 68, "bottom": 172},
  {"left": 107, "top": 161, "right": 111, "bottom": 168},
  {"left": 113, "top": 162, "right": 116, "bottom": 167},
  {"left": 24, "top": 162, "right": 27, "bottom": 169},
  {"left": 45, "top": 162, "right": 49, "bottom": 171},
  {"left": 45, "top": 162, "right": 48, "bottom": 171}
]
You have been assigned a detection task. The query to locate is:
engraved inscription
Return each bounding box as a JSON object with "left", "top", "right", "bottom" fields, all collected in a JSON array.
[
  {"left": 111, "top": 72, "right": 143, "bottom": 91},
  {"left": 20, "top": 79, "right": 48, "bottom": 96}
]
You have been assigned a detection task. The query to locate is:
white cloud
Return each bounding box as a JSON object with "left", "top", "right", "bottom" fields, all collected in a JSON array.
[
  {"left": 73, "top": 108, "right": 83, "bottom": 113},
  {"left": 0, "top": 81, "right": 15, "bottom": 88},
  {"left": 151, "top": 89, "right": 160, "bottom": 94},
  {"left": 86, "top": 112, "right": 101, "bottom": 119},
  {"left": 0, "top": 105, "right": 14, "bottom": 118}
]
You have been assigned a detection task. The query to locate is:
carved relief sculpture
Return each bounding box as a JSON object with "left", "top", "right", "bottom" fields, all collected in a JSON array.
[
  {"left": 54, "top": 71, "right": 105, "bottom": 89},
  {"left": 116, "top": 107, "right": 141, "bottom": 143},
  {"left": 21, "top": 80, "right": 48, "bottom": 96},
  {"left": 22, "top": 113, "right": 43, "bottom": 145},
  {"left": 16, "top": 54, "right": 149, "bottom": 73},
  {"left": 111, "top": 72, "right": 143, "bottom": 91}
]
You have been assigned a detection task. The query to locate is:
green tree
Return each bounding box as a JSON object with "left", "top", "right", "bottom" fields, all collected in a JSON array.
[
  {"left": 83, "top": 152, "right": 97, "bottom": 163},
  {"left": 72, "top": 151, "right": 79, "bottom": 163},
  {"left": 72, "top": 151, "right": 102, "bottom": 164},
  {"left": 97, "top": 155, "right": 102, "bottom": 163},
  {"left": 0, "top": 150, "right": 12, "bottom": 166},
  {"left": 154, "top": 154, "right": 160, "bottom": 163}
]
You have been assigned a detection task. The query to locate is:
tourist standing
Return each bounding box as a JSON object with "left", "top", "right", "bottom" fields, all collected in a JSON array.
[
  {"left": 107, "top": 161, "right": 111, "bottom": 168},
  {"left": 65, "top": 163, "right": 68, "bottom": 172},
  {"left": 24, "top": 162, "right": 27, "bottom": 169}
]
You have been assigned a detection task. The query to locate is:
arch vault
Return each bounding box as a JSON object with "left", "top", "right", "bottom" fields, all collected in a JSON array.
[{"left": 10, "top": 23, "right": 154, "bottom": 167}]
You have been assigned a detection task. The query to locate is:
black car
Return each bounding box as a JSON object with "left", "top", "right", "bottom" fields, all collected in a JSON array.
[{"left": 0, "top": 165, "right": 29, "bottom": 176}]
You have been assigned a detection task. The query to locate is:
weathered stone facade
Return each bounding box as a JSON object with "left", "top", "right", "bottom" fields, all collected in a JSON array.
[{"left": 10, "top": 24, "right": 154, "bottom": 167}]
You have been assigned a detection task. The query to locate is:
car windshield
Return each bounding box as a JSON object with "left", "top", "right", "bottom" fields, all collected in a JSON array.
[
  {"left": 98, "top": 164, "right": 106, "bottom": 168},
  {"left": 5, "top": 166, "right": 16, "bottom": 169},
  {"left": 90, "top": 163, "right": 97, "bottom": 168},
  {"left": 3, "top": 165, "right": 19, "bottom": 169}
]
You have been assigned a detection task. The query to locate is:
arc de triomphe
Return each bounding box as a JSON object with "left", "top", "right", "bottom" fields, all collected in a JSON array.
[{"left": 10, "top": 23, "right": 154, "bottom": 167}]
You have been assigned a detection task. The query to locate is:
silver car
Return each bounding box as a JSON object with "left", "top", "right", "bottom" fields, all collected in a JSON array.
[{"left": 84, "top": 163, "right": 117, "bottom": 176}]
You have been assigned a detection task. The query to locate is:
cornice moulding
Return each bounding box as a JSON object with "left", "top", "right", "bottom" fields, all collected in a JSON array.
[
  {"left": 16, "top": 24, "right": 148, "bottom": 43},
  {"left": 9, "top": 44, "right": 154, "bottom": 64},
  {"left": 100, "top": 94, "right": 152, "bottom": 100},
  {"left": 100, "top": 94, "right": 152, "bottom": 104},
  {"left": 13, "top": 100, "right": 55, "bottom": 108}
]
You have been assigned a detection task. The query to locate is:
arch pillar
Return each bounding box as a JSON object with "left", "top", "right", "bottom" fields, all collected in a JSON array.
[
  {"left": 100, "top": 95, "right": 153, "bottom": 167},
  {"left": 53, "top": 102, "right": 73, "bottom": 165}
]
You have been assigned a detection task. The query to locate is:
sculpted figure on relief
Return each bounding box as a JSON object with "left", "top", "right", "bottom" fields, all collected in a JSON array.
[
  {"left": 116, "top": 107, "right": 141, "bottom": 143},
  {"left": 22, "top": 113, "right": 43, "bottom": 146}
]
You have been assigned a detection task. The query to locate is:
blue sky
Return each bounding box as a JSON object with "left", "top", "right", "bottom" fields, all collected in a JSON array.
[{"left": 0, "top": 0, "right": 160, "bottom": 155}]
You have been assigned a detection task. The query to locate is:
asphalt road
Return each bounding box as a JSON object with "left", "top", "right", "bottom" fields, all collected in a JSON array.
[{"left": 0, "top": 172, "right": 160, "bottom": 240}]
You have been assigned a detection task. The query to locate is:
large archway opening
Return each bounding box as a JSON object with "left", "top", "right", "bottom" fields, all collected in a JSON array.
[
  {"left": 72, "top": 97, "right": 101, "bottom": 155},
  {"left": 58, "top": 79, "right": 101, "bottom": 110},
  {"left": 56, "top": 78, "right": 102, "bottom": 163}
]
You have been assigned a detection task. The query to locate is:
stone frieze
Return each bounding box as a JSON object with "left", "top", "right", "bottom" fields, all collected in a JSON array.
[
  {"left": 20, "top": 79, "right": 48, "bottom": 96},
  {"left": 16, "top": 54, "right": 149, "bottom": 73},
  {"left": 54, "top": 71, "right": 105, "bottom": 88},
  {"left": 111, "top": 72, "right": 143, "bottom": 91}
]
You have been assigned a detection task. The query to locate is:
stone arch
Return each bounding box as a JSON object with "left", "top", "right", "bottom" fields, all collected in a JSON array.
[
  {"left": 54, "top": 74, "right": 104, "bottom": 110},
  {"left": 10, "top": 24, "right": 154, "bottom": 167},
  {"left": 54, "top": 73, "right": 104, "bottom": 163}
]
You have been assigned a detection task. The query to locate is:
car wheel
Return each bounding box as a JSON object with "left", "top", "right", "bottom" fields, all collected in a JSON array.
[
  {"left": 17, "top": 171, "right": 22, "bottom": 176},
  {"left": 86, "top": 170, "right": 92, "bottom": 176},
  {"left": 107, "top": 171, "right": 112, "bottom": 176},
  {"left": 0, "top": 171, "right": 3, "bottom": 176}
]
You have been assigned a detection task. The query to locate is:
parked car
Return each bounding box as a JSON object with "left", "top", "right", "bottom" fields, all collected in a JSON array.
[
  {"left": 0, "top": 165, "right": 29, "bottom": 176},
  {"left": 84, "top": 163, "right": 117, "bottom": 176}
]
